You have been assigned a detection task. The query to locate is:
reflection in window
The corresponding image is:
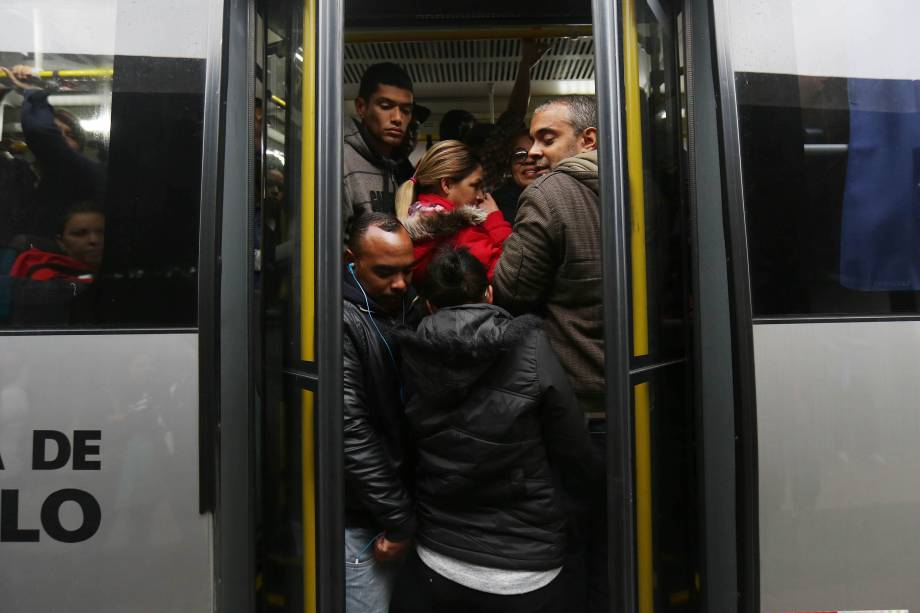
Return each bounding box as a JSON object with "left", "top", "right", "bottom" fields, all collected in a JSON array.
[
  {"left": 737, "top": 73, "right": 920, "bottom": 316},
  {"left": 1, "top": 8, "right": 204, "bottom": 328}
]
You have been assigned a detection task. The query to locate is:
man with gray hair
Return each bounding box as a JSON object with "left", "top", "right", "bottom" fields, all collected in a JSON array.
[
  {"left": 492, "top": 94, "right": 607, "bottom": 612},
  {"left": 493, "top": 94, "right": 602, "bottom": 408}
]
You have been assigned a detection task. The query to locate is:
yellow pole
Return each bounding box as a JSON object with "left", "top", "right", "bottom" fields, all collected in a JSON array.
[
  {"left": 1, "top": 68, "right": 114, "bottom": 80},
  {"left": 51, "top": 68, "right": 114, "bottom": 78},
  {"left": 622, "top": 0, "right": 653, "bottom": 611},
  {"left": 623, "top": 0, "right": 650, "bottom": 358},
  {"left": 301, "top": 1, "right": 318, "bottom": 612},
  {"left": 634, "top": 382, "right": 653, "bottom": 613}
]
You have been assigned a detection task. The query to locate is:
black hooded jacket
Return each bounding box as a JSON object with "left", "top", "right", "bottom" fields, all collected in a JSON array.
[
  {"left": 343, "top": 268, "right": 422, "bottom": 540},
  {"left": 396, "top": 304, "right": 599, "bottom": 570}
]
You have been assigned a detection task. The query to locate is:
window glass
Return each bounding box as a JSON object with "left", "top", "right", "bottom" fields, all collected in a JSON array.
[
  {"left": 0, "top": 1, "right": 207, "bottom": 328},
  {"left": 256, "top": 0, "right": 311, "bottom": 608},
  {"left": 728, "top": 1, "right": 920, "bottom": 317},
  {"left": 632, "top": 363, "right": 699, "bottom": 612},
  {"left": 626, "top": 2, "right": 699, "bottom": 611},
  {"left": 629, "top": 0, "right": 690, "bottom": 365}
]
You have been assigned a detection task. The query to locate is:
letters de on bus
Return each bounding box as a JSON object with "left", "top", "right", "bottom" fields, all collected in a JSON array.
[{"left": 0, "top": 430, "right": 102, "bottom": 543}]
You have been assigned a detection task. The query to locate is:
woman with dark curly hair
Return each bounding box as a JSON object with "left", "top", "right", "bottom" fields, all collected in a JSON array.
[
  {"left": 480, "top": 120, "right": 540, "bottom": 224},
  {"left": 475, "top": 39, "right": 548, "bottom": 223}
]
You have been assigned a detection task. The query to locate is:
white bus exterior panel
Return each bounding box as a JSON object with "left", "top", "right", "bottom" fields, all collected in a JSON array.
[
  {"left": 754, "top": 321, "right": 920, "bottom": 613},
  {"left": 1, "top": 0, "right": 209, "bottom": 59},
  {"left": 725, "top": 0, "right": 920, "bottom": 80},
  {"left": 0, "top": 333, "right": 211, "bottom": 612}
]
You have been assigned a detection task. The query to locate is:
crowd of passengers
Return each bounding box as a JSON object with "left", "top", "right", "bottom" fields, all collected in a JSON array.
[
  {"left": 342, "top": 51, "right": 607, "bottom": 613},
  {"left": 1, "top": 44, "right": 609, "bottom": 612},
  {"left": 0, "top": 65, "right": 106, "bottom": 324}
]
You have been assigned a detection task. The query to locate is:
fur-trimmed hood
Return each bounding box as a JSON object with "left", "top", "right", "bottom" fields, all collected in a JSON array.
[
  {"left": 403, "top": 198, "right": 487, "bottom": 243},
  {"left": 395, "top": 304, "right": 541, "bottom": 403}
]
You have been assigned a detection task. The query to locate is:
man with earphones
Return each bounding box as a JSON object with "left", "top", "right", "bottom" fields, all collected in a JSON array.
[{"left": 343, "top": 212, "right": 422, "bottom": 613}]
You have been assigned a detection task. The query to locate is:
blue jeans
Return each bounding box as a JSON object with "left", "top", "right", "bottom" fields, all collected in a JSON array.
[{"left": 345, "top": 527, "right": 401, "bottom": 613}]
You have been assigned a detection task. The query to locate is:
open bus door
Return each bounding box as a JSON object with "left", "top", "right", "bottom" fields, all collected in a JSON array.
[{"left": 252, "top": 1, "right": 713, "bottom": 612}]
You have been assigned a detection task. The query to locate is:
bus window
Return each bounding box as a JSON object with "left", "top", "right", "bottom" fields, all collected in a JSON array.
[
  {"left": 0, "top": 4, "right": 215, "bottom": 613},
  {"left": 0, "top": 3, "right": 206, "bottom": 329},
  {"left": 728, "top": 3, "right": 920, "bottom": 317}
]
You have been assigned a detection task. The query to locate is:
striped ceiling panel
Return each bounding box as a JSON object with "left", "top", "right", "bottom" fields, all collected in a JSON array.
[{"left": 344, "top": 36, "right": 595, "bottom": 85}]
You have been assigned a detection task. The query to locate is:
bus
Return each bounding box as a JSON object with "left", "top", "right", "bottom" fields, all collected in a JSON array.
[{"left": 0, "top": 0, "right": 917, "bottom": 612}]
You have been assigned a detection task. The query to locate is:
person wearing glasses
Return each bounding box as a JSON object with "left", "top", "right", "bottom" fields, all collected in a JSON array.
[
  {"left": 486, "top": 128, "right": 539, "bottom": 223},
  {"left": 474, "top": 39, "right": 548, "bottom": 223}
]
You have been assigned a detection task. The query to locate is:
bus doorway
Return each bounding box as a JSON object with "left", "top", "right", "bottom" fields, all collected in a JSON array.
[{"left": 254, "top": 1, "right": 701, "bottom": 612}]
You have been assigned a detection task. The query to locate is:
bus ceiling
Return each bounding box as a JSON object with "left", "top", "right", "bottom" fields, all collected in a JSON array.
[
  {"left": 343, "top": 0, "right": 592, "bottom": 29},
  {"left": 343, "top": 35, "right": 596, "bottom": 100},
  {"left": 344, "top": 25, "right": 593, "bottom": 44}
]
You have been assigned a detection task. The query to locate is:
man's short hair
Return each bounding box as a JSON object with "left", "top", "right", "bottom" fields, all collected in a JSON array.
[
  {"left": 58, "top": 201, "right": 104, "bottom": 235},
  {"left": 357, "top": 62, "right": 413, "bottom": 101},
  {"left": 534, "top": 95, "right": 597, "bottom": 135},
  {"left": 347, "top": 211, "right": 406, "bottom": 254}
]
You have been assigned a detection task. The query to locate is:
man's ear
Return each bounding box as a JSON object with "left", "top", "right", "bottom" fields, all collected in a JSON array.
[
  {"left": 579, "top": 126, "right": 598, "bottom": 152},
  {"left": 354, "top": 97, "right": 367, "bottom": 119},
  {"left": 425, "top": 299, "right": 437, "bottom": 314},
  {"left": 484, "top": 285, "right": 494, "bottom": 305},
  {"left": 345, "top": 248, "right": 356, "bottom": 267}
]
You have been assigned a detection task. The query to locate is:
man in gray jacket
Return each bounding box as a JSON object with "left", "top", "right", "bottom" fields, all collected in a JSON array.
[
  {"left": 492, "top": 95, "right": 606, "bottom": 612},
  {"left": 493, "top": 95, "right": 602, "bottom": 411},
  {"left": 343, "top": 62, "right": 414, "bottom": 238}
]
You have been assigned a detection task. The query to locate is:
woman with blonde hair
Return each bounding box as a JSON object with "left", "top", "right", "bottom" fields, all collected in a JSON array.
[{"left": 395, "top": 139, "right": 510, "bottom": 285}]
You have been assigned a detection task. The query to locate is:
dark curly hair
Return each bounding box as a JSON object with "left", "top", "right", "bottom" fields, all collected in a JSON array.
[{"left": 475, "top": 113, "right": 529, "bottom": 192}]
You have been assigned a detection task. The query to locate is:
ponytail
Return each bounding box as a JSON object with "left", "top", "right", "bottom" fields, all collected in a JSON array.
[
  {"left": 396, "top": 140, "right": 480, "bottom": 222},
  {"left": 395, "top": 179, "right": 416, "bottom": 222}
]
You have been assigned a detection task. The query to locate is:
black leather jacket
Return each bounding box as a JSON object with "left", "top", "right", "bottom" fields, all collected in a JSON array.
[
  {"left": 343, "top": 270, "right": 421, "bottom": 540},
  {"left": 395, "top": 304, "right": 600, "bottom": 570}
]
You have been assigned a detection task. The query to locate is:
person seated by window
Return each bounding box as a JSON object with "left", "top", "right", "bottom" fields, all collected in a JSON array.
[
  {"left": 390, "top": 246, "right": 599, "bottom": 613},
  {"left": 394, "top": 140, "right": 510, "bottom": 286},
  {"left": 1, "top": 65, "right": 106, "bottom": 238},
  {"left": 10, "top": 202, "right": 104, "bottom": 282}
]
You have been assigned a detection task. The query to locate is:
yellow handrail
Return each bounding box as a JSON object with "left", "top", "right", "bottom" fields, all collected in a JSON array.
[
  {"left": 623, "top": 0, "right": 653, "bottom": 612},
  {"left": 301, "top": 1, "right": 318, "bottom": 612},
  {"left": 0, "top": 68, "right": 114, "bottom": 80}
]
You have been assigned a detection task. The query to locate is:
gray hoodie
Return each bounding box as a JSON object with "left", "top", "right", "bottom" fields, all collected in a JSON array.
[{"left": 343, "top": 117, "right": 404, "bottom": 240}]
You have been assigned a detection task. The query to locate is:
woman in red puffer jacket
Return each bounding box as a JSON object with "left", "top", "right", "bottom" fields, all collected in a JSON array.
[{"left": 395, "top": 140, "right": 511, "bottom": 286}]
